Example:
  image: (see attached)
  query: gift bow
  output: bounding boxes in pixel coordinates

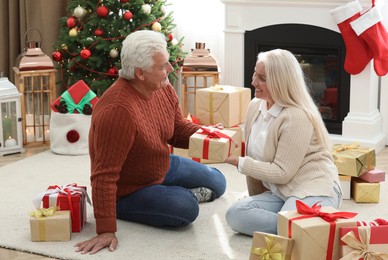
[60,89,96,114]
[251,236,288,260]
[29,207,58,219]
[197,127,234,160]
[340,227,388,260]
[333,143,360,153]
[288,200,357,260]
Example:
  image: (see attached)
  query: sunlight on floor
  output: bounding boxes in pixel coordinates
[213,213,235,259]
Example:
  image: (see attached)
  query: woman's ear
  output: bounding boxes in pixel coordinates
[135,68,145,80]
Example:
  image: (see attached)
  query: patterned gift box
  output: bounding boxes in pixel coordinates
[340,225,388,259]
[188,126,237,162]
[278,200,357,260]
[30,209,71,242]
[33,184,91,232]
[249,231,294,260]
[51,80,98,114]
[351,178,380,203]
[358,168,385,183]
[339,175,351,200]
[195,85,251,127]
[332,144,375,177]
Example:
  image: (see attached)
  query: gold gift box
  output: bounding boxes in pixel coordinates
[249,231,294,260]
[351,178,380,203]
[195,85,251,127]
[30,210,71,242]
[188,127,237,162]
[332,144,375,177]
[278,206,357,260]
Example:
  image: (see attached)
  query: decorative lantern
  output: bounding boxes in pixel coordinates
[13,28,56,145]
[0,75,24,156]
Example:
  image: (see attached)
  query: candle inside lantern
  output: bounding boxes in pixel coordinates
[4,136,17,147]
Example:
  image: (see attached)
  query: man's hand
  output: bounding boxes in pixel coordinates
[74,232,118,255]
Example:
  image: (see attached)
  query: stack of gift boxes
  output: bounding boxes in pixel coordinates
[249,200,388,259]
[29,184,90,241]
[332,143,385,203]
[171,85,251,163]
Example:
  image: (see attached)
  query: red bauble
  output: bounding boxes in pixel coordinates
[120,0,130,2]
[168,33,174,42]
[94,28,103,36]
[97,6,109,18]
[52,51,63,62]
[80,49,91,60]
[67,17,77,28]
[123,11,132,20]
[108,67,118,76]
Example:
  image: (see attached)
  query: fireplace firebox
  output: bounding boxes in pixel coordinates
[244,24,350,134]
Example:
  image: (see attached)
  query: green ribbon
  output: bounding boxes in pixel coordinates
[251,236,288,260]
[60,89,96,114]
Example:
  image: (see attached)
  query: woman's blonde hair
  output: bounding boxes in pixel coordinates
[257,49,332,150]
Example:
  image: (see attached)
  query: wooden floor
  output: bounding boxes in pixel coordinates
[0,144,387,259]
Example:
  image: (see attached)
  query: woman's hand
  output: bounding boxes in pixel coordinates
[225,155,239,167]
[74,232,118,255]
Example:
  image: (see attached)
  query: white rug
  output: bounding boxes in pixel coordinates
[0,150,386,260]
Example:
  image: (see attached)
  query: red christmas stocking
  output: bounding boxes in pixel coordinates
[351,5,388,76]
[330,0,373,75]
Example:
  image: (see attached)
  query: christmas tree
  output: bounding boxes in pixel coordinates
[52,0,184,96]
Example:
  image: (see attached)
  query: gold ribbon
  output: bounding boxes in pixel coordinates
[340,227,388,260]
[251,235,288,260]
[332,143,360,153]
[29,206,58,219]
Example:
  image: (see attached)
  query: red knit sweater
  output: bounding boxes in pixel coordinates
[89,77,200,234]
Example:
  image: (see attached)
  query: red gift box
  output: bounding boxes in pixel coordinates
[40,184,90,232]
[340,225,388,259]
[51,80,98,114]
[358,168,385,183]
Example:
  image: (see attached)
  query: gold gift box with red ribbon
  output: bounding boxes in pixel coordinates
[30,209,71,242]
[188,126,238,162]
[195,85,251,127]
[340,225,388,259]
[332,143,376,177]
[249,231,294,260]
[277,200,357,260]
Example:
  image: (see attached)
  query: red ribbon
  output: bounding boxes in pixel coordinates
[288,200,357,260]
[196,127,233,160]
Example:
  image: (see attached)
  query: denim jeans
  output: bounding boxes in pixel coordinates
[116,154,226,227]
[226,183,342,236]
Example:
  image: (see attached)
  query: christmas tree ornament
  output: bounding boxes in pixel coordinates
[120,0,130,2]
[69,28,78,37]
[171,38,178,46]
[67,17,77,29]
[97,5,109,18]
[109,49,119,58]
[160,5,167,14]
[167,32,174,42]
[142,4,151,15]
[61,43,68,50]
[350,4,388,76]
[330,0,373,75]
[107,67,118,76]
[94,28,103,36]
[73,5,86,18]
[52,51,63,62]
[123,11,133,20]
[152,22,162,32]
[86,37,94,42]
[80,49,91,60]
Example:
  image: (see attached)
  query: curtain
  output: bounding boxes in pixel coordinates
[0,0,67,90]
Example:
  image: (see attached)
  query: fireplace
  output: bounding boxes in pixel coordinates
[244,23,350,134]
[221,0,386,151]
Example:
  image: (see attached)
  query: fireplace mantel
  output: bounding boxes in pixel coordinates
[221,0,386,152]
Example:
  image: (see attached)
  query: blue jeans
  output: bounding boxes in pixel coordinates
[116,154,226,227]
[226,183,342,236]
